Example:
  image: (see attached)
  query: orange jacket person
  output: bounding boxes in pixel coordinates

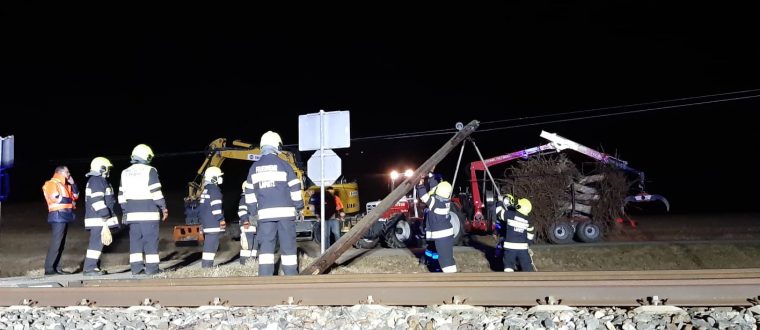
[42,165,79,275]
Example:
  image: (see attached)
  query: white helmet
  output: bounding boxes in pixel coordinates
[260,131,283,149]
[204,166,224,184]
[90,157,113,177]
[131,144,154,163]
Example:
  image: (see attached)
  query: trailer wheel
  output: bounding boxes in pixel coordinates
[576,222,603,243]
[384,214,409,248]
[548,221,575,244]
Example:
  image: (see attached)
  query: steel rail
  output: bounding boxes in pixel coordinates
[1,270,759,307]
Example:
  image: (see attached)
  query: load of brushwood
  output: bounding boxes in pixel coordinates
[496,154,632,242]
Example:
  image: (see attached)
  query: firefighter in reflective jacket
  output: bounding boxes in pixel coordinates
[42,165,79,275]
[118,144,168,275]
[245,131,304,276]
[238,181,257,265]
[198,166,225,268]
[416,179,457,273]
[83,157,119,276]
[498,197,535,272]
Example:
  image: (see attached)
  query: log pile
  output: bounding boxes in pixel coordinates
[496,154,631,242]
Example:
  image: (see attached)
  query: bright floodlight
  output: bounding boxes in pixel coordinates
[404,169,413,178]
[390,170,399,180]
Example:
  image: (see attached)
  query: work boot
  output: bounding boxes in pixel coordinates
[84,268,107,276]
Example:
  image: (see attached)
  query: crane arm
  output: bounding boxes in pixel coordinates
[469,143,557,218]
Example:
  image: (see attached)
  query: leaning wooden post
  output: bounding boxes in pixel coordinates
[300,120,480,275]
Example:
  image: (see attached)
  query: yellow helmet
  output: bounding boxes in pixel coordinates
[131,144,154,163]
[503,194,515,207]
[517,198,532,215]
[260,131,283,149]
[434,181,453,199]
[204,166,223,184]
[90,157,113,176]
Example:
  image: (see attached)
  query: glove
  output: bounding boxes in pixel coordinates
[100,226,113,246]
[162,208,169,221]
[240,229,249,250]
[219,220,226,230]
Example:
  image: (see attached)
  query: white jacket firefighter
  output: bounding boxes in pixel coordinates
[118,163,166,221]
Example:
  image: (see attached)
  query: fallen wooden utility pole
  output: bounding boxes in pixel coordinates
[301,120,480,275]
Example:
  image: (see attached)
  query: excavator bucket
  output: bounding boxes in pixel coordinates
[622,193,671,212]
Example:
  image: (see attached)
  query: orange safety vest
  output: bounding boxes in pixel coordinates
[334,195,344,211]
[42,174,78,212]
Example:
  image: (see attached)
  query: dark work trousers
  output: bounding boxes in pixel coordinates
[44,222,69,273]
[504,249,535,272]
[129,221,160,274]
[257,220,298,276]
[434,235,457,273]
[84,226,105,272]
[239,228,258,264]
[202,232,221,268]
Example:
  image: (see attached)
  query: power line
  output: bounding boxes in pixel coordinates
[344,91,760,141]
[476,93,760,133]
[480,88,760,125]
[53,89,760,162]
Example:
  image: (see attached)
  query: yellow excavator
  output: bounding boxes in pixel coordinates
[173,138,361,244]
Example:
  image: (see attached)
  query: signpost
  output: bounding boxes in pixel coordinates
[299,110,350,254]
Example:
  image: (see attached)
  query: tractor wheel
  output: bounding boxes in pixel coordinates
[384,214,410,248]
[353,237,380,249]
[576,222,603,243]
[312,221,322,244]
[450,203,466,246]
[547,221,575,244]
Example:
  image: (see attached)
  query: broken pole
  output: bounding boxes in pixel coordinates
[300,120,480,275]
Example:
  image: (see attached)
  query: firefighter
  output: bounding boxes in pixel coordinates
[419,172,439,269]
[493,194,515,258]
[198,166,226,268]
[416,179,457,273]
[238,181,257,265]
[42,165,79,275]
[118,144,168,275]
[245,131,304,276]
[83,157,119,276]
[501,197,535,272]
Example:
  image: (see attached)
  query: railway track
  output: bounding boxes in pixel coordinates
[1,269,759,308]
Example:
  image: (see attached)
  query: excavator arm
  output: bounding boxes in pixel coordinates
[185,138,305,211]
[539,130,670,212]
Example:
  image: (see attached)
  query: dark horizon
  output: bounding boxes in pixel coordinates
[2,6,759,213]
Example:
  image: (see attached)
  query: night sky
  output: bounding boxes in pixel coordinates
[2,5,759,213]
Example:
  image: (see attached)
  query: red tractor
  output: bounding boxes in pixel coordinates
[353,191,467,249]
